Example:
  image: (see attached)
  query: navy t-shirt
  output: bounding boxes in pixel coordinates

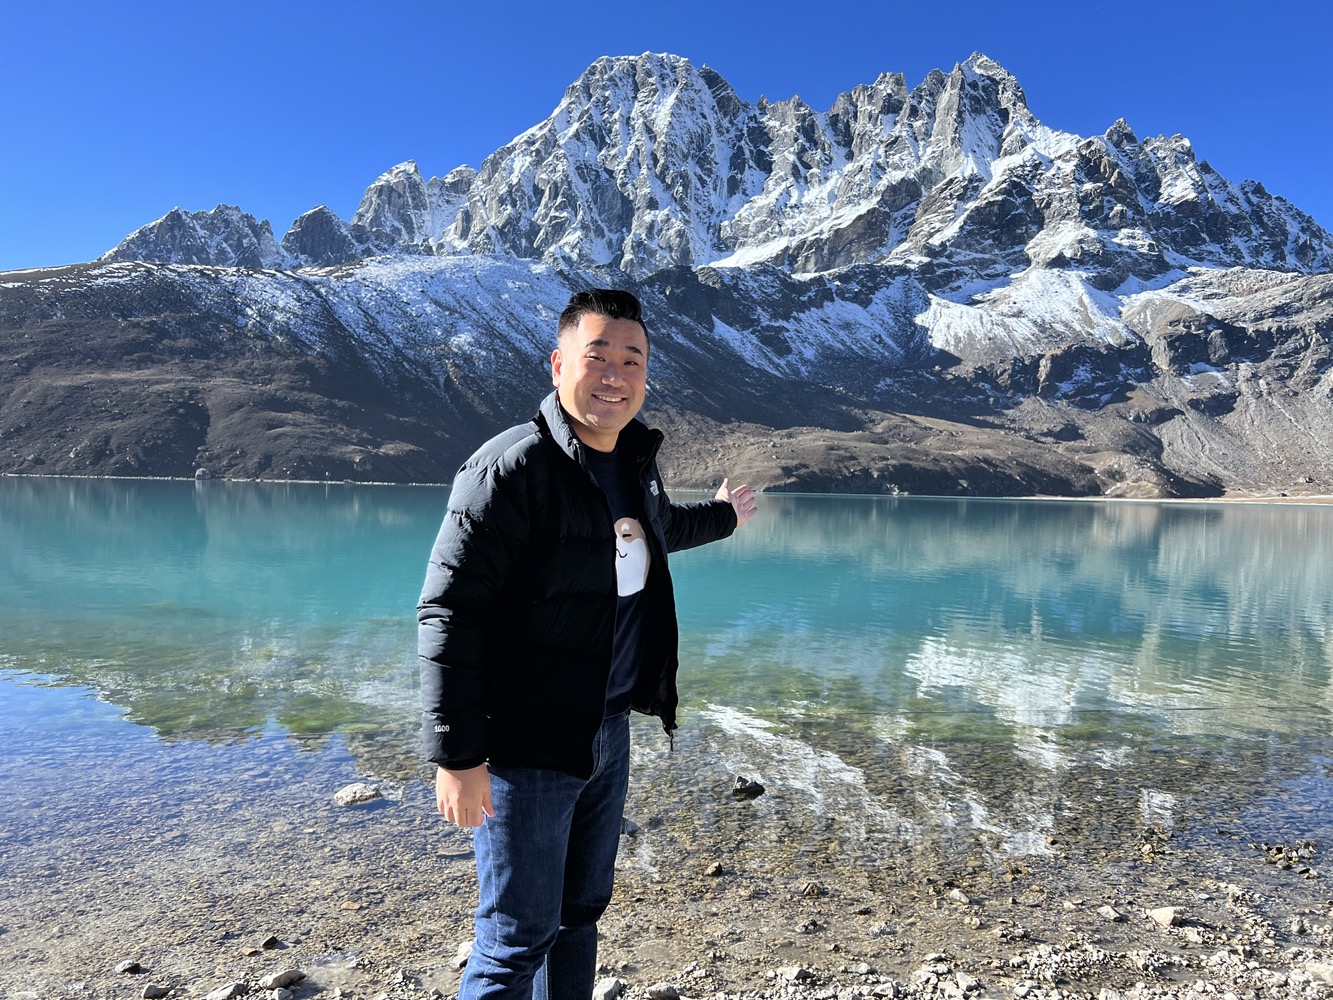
[584,445,650,717]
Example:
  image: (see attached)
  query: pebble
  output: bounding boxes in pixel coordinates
[203,983,247,1000]
[332,782,382,806]
[116,960,145,974]
[1148,905,1181,927]
[1098,904,1127,922]
[646,983,680,999]
[142,987,172,1000]
[593,978,626,1000]
[452,940,473,969]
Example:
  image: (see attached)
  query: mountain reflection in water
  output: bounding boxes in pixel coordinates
[2,478,1331,865]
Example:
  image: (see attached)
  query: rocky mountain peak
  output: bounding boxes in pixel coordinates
[349,161,433,255]
[100,204,287,269]
[281,205,356,268]
[448,50,753,276]
[1104,118,1140,149]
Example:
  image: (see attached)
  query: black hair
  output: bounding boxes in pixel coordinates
[557,288,649,344]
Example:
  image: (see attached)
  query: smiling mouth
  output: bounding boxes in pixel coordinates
[592,393,627,403]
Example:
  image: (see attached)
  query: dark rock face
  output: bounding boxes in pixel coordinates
[14,54,1333,498]
[282,206,358,267]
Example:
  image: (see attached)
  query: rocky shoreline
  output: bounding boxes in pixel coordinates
[3,765,1332,1000]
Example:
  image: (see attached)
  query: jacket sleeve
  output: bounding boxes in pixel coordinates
[417,457,530,768]
[653,478,738,554]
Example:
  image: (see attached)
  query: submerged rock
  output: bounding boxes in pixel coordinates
[731,776,765,800]
[332,782,382,806]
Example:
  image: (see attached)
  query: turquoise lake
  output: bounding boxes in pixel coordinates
[2,476,1332,876]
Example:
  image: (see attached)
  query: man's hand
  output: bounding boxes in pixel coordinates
[436,764,494,827]
[716,478,758,528]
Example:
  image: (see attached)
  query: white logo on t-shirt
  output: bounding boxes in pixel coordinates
[614,518,650,597]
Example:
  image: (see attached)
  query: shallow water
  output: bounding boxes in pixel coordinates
[2,478,1332,880]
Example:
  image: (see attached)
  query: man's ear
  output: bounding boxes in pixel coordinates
[550,347,563,387]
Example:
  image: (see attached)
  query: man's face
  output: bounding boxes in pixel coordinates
[551,313,649,452]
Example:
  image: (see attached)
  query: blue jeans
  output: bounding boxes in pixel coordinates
[459,712,631,1000]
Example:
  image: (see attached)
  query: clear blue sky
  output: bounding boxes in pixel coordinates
[3,0,1330,273]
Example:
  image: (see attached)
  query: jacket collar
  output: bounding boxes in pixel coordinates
[537,390,660,467]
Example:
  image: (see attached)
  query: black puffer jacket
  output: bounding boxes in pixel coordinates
[418,391,737,779]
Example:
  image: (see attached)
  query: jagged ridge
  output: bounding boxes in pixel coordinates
[101,52,1333,286]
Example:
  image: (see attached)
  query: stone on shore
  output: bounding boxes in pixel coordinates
[451,940,473,970]
[593,978,626,1000]
[203,983,247,1000]
[256,969,304,990]
[1147,905,1182,927]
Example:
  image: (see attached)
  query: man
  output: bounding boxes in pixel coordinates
[418,288,757,1000]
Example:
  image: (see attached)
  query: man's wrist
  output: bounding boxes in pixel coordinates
[441,757,487,772]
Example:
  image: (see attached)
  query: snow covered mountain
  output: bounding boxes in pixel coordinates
[5,52,1331,497]
[103,53,1333,288]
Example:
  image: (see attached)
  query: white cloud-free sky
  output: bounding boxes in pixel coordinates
[2,0,1329,272]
